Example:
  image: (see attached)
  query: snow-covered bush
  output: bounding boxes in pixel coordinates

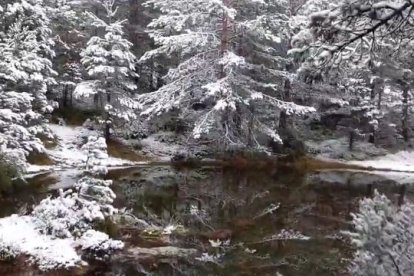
[0,182,123,270]
[81,136,109,175]
[345,190,414,275]
[0,154,19,190]
[0,215,81,270]
[75,177,117,216]
[78,229,124,258]
[32,188,110,238]
[0,91,52,172]
[0,134,123,270]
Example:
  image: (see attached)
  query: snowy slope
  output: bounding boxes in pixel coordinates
[27,124,137,174]
[349,151,414,173]
[338,151,414,184]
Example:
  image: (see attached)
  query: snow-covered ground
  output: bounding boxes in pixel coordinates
[343,151,414,183]
[0,199,123,270]
[307,138,414,183]
[348,151,414,173]
[48,124,135,168]
[138,131,210,161]
[0,215,81,270]
[306,138,387,161]
[27,124,142,176]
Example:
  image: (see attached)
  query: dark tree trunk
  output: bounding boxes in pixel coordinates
[398,184,406,207]
[349,129,355,151]
[402,84,409,142]
[279,79,291,131]
[104,93,111,141]
[284,79,291,101]
[279,111,287,130]
[368,130,376,144]
[62,84,68,108]
[247,106,254,147]
[377,86,383,110]
[366,183,373,197]
[219,0,229,78]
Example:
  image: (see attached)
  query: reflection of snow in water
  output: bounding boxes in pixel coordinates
[349,151,414,173]
[344,151,414,184]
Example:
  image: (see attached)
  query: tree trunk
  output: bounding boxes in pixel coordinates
[247,106,254,147]
[279,111,287,130]
[104,93,111,141]
[402,84,409,142]
[219,0,230,78]
[62,84,69,108]
[368,130,376,144]
[398,184,406,207]
[69,86,73,108]
[349,129,355,151]
[377,85,383,110]
[284,79,291,101]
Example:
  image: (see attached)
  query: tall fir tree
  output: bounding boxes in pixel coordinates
[139,0,314,149]
[0,0,56,170]
[0,0,57,112]
[79,0,138,139]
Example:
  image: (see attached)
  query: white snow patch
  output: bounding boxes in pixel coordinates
[306,138,387,160]
[0,182,124,270]
[270,229,310,241]
[26,165,53,175]
[73,81,98,99]
[77,230,124,252]
[47,124,134,169]
[349,151,414,173]
[0,215,81,271]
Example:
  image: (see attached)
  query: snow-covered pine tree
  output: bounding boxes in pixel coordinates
[0,0,55,170]
[139,0,315,149]
[43,0,86,108]
[290,0,414,145]
[0,0,57,113]
[79,0,138,140]
[0,91,47,172]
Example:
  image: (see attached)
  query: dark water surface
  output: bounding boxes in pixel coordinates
[1,165,412,275]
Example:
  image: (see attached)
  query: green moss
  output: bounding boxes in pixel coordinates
[107,139,150,162]
[26,151,55,166]
[36,133,58,149]
[0,156,19,192]
[95,218,120,239]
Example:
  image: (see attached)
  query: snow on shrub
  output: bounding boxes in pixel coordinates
[82,136,109,175]
[0,215,81,271]
[78,229,124,257]
[0,136,123,270]
[345,190,414,275]
[0,91,52,173]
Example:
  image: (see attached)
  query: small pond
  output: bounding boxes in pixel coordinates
[1,165,412,275]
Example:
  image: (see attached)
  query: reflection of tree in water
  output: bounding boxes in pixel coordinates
[112,166,414,275]
[111,166,355,275]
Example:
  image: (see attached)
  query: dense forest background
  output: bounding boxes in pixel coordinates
[2,0,414,171]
